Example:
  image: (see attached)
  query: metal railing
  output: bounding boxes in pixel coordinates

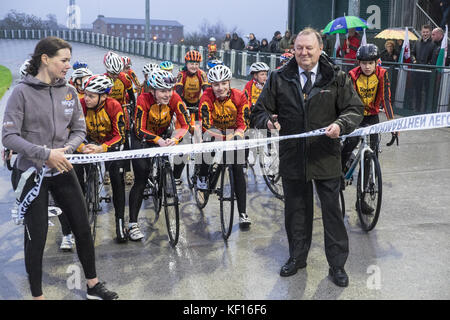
[1,28,448,115]
[0,28,283,79]
[414,2,439,32]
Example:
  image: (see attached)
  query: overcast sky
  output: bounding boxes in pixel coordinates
[0,0,289,41]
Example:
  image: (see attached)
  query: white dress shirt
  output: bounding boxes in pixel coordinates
[298,63,319,90]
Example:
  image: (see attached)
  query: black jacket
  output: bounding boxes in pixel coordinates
[251,54,364,181]
[269,37,282,53]
[431,38,450,66]
[230,35,245,50]
[246,38,260,52]
[412,38,437,64]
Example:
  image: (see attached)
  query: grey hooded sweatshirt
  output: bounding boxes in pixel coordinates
[2,74,86,172]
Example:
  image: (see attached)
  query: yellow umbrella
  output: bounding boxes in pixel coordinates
[375,28,418,41]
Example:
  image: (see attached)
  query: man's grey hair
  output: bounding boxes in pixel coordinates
[296,27,323,47]
[433,27,444,35]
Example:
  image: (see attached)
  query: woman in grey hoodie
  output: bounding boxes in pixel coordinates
[2,37,118,300]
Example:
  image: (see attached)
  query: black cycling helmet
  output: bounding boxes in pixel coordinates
[356,44,380,61]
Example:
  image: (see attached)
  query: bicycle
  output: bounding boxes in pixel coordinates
[83,162,111,243]
[191,150,236,241]
[141,136,180,247]
[341,134,382,231]
[256,130,284,200]
[184,105,201,190]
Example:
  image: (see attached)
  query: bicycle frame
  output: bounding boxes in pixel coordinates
[343,135,373,189]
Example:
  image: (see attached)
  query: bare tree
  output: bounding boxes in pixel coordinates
[2,10,59,30]
[183,19,242,47]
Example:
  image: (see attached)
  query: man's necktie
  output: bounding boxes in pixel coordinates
[302,71,313,99]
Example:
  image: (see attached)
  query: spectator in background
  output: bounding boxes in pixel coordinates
[411,25,436,113]
[280,30,293,52]
[341,28,361,61]
[230,32,245,51]
[411,24,436,64]
[269,31,283,53]
[321,30,333,57]
[245,33,260,52]
[440,0,450,29]
[222,33,232,51]
[431,27,450,65]
[260,38,270,53]
[395,39,404,56]
[380,40,398,62]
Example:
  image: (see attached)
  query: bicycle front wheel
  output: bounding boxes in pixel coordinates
[219,165,235,240]
[162,162,180,247]
[356,151,382,231]
[85,165,99,243]
[258,142,284,200]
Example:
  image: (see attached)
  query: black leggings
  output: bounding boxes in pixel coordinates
[11,168,97,297]
[74,161,125,220]
[129,134,156,223]
[198,148,247,214]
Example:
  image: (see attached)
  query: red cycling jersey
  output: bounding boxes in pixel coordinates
[78,97,126,152]
[198,87,249,139]
[134,91,190,144]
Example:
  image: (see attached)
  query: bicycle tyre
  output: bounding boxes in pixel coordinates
[186,154,196,190]
[162,162,180,247]
[85,164,99,243]
[356,151,382,231]
[258,143,284,200]
[193,166,210,209]
[149,158,162,224]
[219,165,235,240]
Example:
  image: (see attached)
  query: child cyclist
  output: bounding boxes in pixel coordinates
[69,67,93,100]
[160,60,174,74]
[140,62,161,95]
[172,50,210,188]
[103,51,135,185]
[197,65,251,228]
[244,62,270,111]
[76,74,128,243]
[128,69,190,240]
[341,44,398,211]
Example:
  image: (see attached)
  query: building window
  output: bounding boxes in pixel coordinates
[111,25,115,29]
[127,25,130,29]
[155,26,159,31]
[134,33,138,38]
[169,34,172,39]
[127,33,130,38]
[134,25,138,30]
[141,26,144,30]
[162,26,166,31]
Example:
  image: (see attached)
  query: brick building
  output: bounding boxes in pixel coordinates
[92,15,183,43]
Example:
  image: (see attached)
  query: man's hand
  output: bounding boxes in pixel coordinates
[267,115,281,131]
[325,123,340,139]
[46,146,72,173]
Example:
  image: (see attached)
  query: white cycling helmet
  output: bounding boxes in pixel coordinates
[70,67,93,82]
[20,59,31,79]
[209,37,216,42]
[249,62,270,74]
[82,74,113,94]
[207,65,232,83]
[142,62,160,76]
[103,51,123,74]
[148,69,176,90]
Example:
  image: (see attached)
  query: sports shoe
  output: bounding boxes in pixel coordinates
[115,218,128,243]
[125,171,134,185]
[86,282,119,300]
[48,206,62,217]
[103,171,110,185]
[239,213,251,228]
[196,176,208,190]
[128,223,144,241]
[60,234,75,252]
[174,178,183,192]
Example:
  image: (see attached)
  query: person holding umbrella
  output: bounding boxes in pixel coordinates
[323,16,368,63]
